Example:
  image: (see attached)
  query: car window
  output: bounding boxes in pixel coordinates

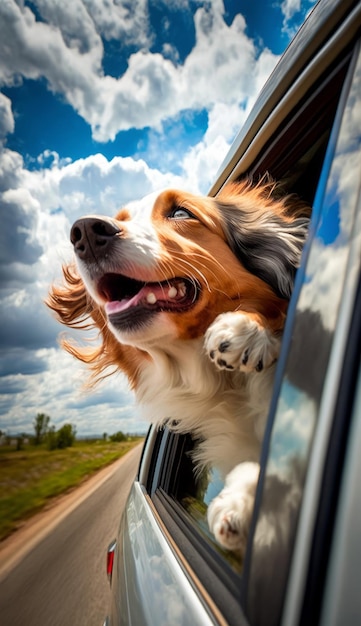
[150,42,354,547]
[142,32,360,626]
[245,41,361,626]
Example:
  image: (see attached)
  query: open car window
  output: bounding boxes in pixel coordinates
[139,27,361,626]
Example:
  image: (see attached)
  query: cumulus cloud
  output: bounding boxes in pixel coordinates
[297,57,361,331]
[84,0,151,45]
[19,151,187,218]
[0,188,43,267]
[281,0,303,22]
[280,0,315,37]
[0,146,24,191]
[268,384,316,476]
[0,93,14,139]
[0,290,60,349]
[0,347,145,436]
[0,0,278,142]
[0,348,49,377]
[32,0,151,51]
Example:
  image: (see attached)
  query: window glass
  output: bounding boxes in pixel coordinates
[162,433,243,571]
[246,43,361,626]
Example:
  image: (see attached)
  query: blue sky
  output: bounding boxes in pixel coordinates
[2,1,294,168]
[0,0,316,437]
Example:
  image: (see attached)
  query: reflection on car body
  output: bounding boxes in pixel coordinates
[105,1,361,624]
[248,47,361,625]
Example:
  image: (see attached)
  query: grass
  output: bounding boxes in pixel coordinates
[0,438,143,541]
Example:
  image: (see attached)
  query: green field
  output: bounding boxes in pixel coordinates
[0,438,143,541]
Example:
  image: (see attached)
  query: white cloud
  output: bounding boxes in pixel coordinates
[280,0,316,38]
[180,45,278,193]
[83,0,150,45]
[181,103,243,193]
[0,0,279,142]
[0,347,146,436]
[0,147,24,190]
[298,148,361,331]
[281,0,302,22]
[297,49,361,329]
[268,385,316,475]
[33,0,104,54]
[0,93,14,138]
[22,151,185,218]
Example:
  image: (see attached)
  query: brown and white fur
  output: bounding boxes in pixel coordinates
[47,179,310,554]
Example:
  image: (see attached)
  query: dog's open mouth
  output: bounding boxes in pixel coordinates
[98,273,199,316]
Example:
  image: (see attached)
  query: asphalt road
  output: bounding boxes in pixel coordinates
[0,443,143,626]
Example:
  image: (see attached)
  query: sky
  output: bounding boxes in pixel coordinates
[0,0,317,438]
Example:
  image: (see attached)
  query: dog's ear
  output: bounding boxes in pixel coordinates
[47,265,110,380]
[216,188,310,299]
[46,263,91,327]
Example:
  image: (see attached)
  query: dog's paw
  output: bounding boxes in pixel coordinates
[204,311,280,373]
[207,462,260,552]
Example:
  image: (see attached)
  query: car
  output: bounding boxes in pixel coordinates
[104,0,361,624]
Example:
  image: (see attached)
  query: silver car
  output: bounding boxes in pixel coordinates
[105,0,361,624]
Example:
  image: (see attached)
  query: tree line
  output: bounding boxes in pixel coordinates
[34,413,77,450]
[1,413,131,451]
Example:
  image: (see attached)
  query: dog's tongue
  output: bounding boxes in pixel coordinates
[105,280,187,315]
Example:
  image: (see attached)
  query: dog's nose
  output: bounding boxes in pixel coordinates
[70,217,121,261]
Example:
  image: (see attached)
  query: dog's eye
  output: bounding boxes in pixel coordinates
[169,207,195,220]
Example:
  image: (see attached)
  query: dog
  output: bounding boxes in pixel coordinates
[47,179,310,554]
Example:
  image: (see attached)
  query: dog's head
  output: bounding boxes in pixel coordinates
[47,180,310,378]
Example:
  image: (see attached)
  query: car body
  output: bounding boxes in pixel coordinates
[105,0,361,624]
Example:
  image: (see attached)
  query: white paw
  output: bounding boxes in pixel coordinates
[204,311,280,373]
[207,462,260,552]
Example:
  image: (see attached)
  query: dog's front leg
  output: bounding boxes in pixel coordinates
[207,462,260,553]
[204,311,281,373]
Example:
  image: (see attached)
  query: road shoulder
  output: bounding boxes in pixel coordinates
[0,445,142,582]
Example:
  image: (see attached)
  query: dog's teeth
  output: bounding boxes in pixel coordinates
[168,286,178,299]
[178,282,187,297]
[146,292,157,304]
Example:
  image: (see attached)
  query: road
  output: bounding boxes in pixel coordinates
[0,443,143,626]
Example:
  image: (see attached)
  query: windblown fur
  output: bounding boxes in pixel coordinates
[47,179,310,551]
